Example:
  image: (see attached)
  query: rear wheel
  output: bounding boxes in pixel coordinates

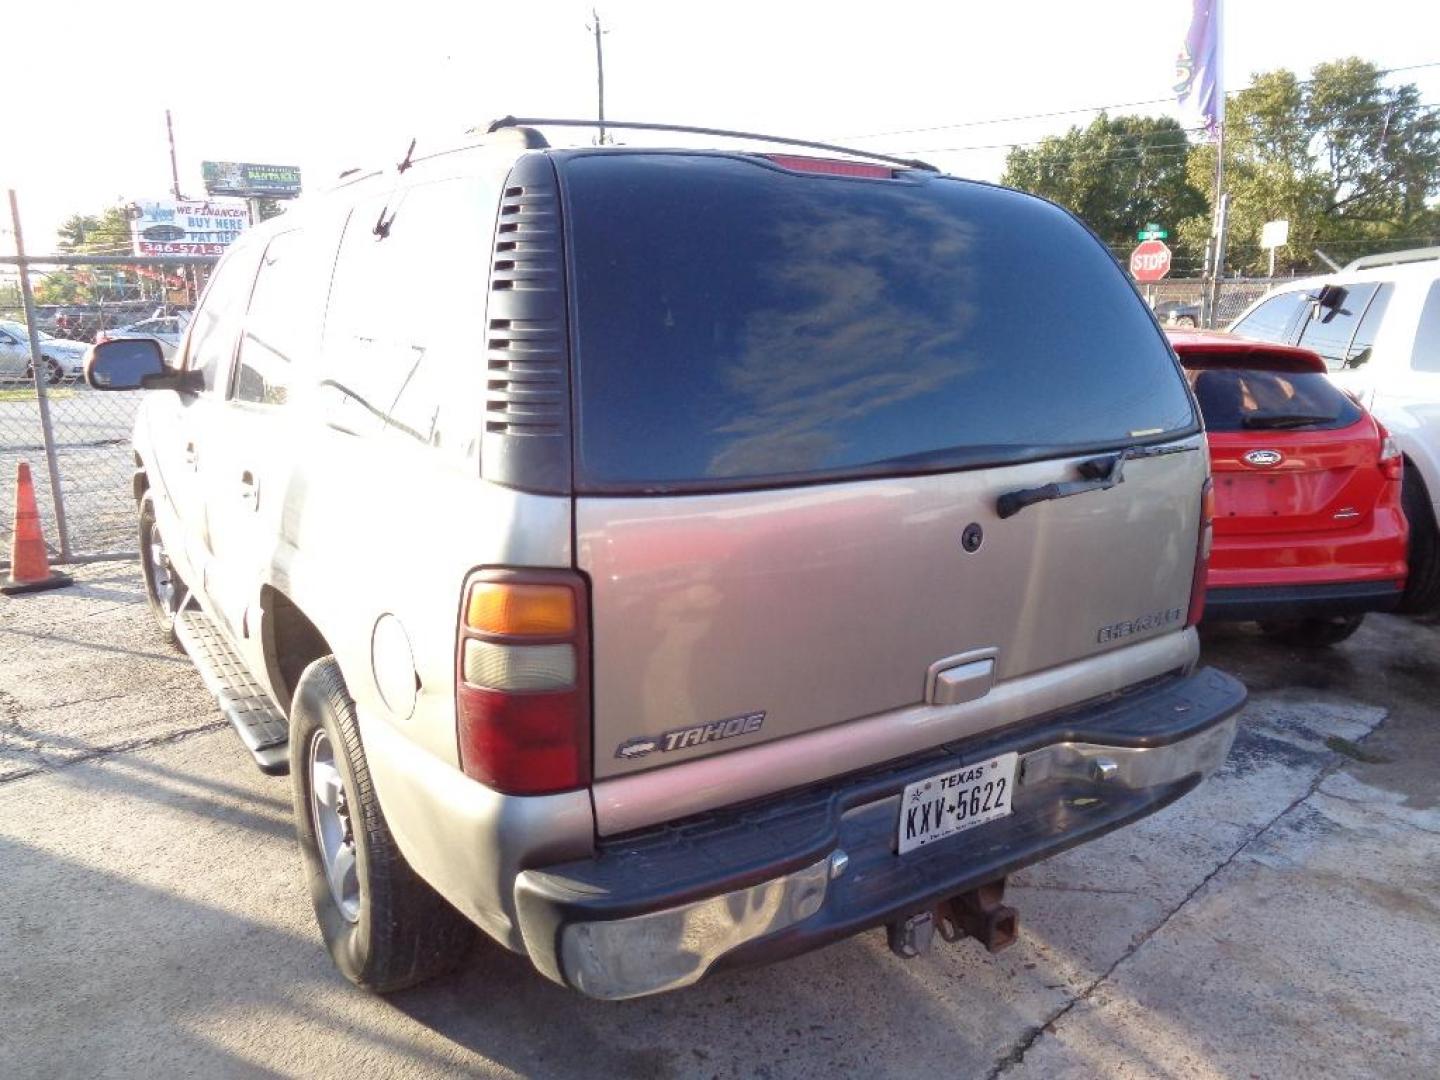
[1397,465,1440,614]
[1174,314,1198,328]
[138,491,184,651]
[291,657,473,992]
[1260,614,1365,648]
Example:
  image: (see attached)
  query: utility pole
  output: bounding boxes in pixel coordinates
[588,10,609,144]
[166,109,183,200]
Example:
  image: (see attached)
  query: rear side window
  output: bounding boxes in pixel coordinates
[1297,283,1380,371]
[319,177,495,454]
[1412,281,1440,373]
[1185,365,1363,433]
[564,155,1195,490]
[1230,290,1308,344]
[1344,283,1392,370]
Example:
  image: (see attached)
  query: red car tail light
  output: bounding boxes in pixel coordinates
[1187,478,1215,627]
[455,569,590,795]
[1378,425,1404,482]
[762,154,896,179]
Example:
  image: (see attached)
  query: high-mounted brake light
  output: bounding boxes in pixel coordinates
[1187,478,1215,628]
[1378,425,1404,482]
[763,154,895,179]
[456,570,590,795]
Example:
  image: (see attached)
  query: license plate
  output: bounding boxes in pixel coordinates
[897,752,1018,855]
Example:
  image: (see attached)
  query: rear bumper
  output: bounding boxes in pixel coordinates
[514,666,1246,999]
[1203,580,1403,622]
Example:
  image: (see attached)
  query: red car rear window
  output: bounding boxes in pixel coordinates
[1184,367,1363,433]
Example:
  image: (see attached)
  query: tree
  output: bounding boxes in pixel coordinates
[56,207,133,255]
[1002,114,1208,271]
[47,205,143,306]
[1179,59,1440,275]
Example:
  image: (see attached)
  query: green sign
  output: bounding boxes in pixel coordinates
[202,161,303,199]
[1138,227,1169,240]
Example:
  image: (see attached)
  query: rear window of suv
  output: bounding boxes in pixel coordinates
[562,154,1196,491]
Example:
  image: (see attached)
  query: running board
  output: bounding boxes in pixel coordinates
[175,608,290,775]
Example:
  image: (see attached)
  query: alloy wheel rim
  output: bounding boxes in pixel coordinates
[309,730,361,922]
[148,522,177,614]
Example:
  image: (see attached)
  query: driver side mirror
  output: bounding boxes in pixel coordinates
[85,338,202,393]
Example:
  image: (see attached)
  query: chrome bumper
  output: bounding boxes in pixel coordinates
[517,681,1242,1000]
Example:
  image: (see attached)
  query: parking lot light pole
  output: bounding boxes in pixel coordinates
[6,189,71,560]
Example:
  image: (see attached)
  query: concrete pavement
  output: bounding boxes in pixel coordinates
[2,563,1437,1078]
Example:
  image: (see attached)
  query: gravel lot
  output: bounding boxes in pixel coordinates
[2,562,1437,1079]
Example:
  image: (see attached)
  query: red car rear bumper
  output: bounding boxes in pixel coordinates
[1204,507,1408,621]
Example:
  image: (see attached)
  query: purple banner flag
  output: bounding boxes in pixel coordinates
[1175,0,1224,134]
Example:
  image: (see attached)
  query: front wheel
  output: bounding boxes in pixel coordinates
[1260,614,1365,648]
[138,491,184,650]
[1174,314,1198,328]
[290,657,473,992]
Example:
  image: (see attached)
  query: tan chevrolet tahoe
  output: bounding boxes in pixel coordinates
[86,118,1245,1000]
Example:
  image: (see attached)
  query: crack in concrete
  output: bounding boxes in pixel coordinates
[986,748,1363,1079]
[1016,883,1145,897]
[0,719,228,788]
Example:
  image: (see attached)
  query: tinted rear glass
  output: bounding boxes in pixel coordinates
[563,154,1195,490]
[1184,365,1363,433]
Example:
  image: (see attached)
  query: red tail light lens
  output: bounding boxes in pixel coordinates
[1378,425,1404,481]
[1187,478,1215,628]
[455,569,590,795]
[762,154,895,178]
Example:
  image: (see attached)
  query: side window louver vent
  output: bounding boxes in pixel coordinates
[482,156,572,494]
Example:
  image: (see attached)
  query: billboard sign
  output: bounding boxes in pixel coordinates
[130,200,248,256]
[202,161,303,198]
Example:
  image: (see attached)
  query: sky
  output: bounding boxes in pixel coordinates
[3,0,1438,254]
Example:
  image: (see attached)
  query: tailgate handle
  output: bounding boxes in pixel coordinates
[928,656,996,706]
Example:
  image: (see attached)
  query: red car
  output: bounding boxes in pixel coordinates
[1169,330,1408,646]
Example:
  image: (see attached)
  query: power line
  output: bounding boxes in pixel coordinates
[840,59,1440,142]
[901,97,1438,157]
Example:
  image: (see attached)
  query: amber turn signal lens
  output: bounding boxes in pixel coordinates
[466,582,576,637]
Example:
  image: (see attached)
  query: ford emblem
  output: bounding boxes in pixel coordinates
[1243,449,1284,468]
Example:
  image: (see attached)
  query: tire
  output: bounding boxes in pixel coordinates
[27,357,64,386]
[1396,464,1440,614]
[1174,315,1198,328]
[290,656,473,992]
[1260,614,1365,648]
[138,491,184,651]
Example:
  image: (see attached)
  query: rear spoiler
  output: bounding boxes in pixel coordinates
[1167,333,1327,374]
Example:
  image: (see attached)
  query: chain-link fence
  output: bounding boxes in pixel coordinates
[1139,276,1292,330]
[1,252,215,567]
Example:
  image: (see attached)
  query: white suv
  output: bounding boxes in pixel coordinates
[1229,251,1440,612]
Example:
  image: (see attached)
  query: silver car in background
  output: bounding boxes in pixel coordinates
[0,319,90,383]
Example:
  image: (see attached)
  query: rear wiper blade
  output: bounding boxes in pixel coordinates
[1241,413,1335,429]
[994,442,1196,519]
[996,452,1125,520]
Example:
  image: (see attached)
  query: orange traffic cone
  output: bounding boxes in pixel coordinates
[2,461,72,596]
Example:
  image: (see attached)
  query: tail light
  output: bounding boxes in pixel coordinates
[455,569,590,795]
[1378,425,1404,481]
[762,154,896,179]
[1186,478,1215,628]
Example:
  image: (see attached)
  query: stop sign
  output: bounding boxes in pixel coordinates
[1130,239,1172,282]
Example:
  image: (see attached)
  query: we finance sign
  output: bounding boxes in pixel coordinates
[131,200,248,256]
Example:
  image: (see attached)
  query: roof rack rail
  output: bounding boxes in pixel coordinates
[1343,246,1440,271]
[486,116,939,173]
